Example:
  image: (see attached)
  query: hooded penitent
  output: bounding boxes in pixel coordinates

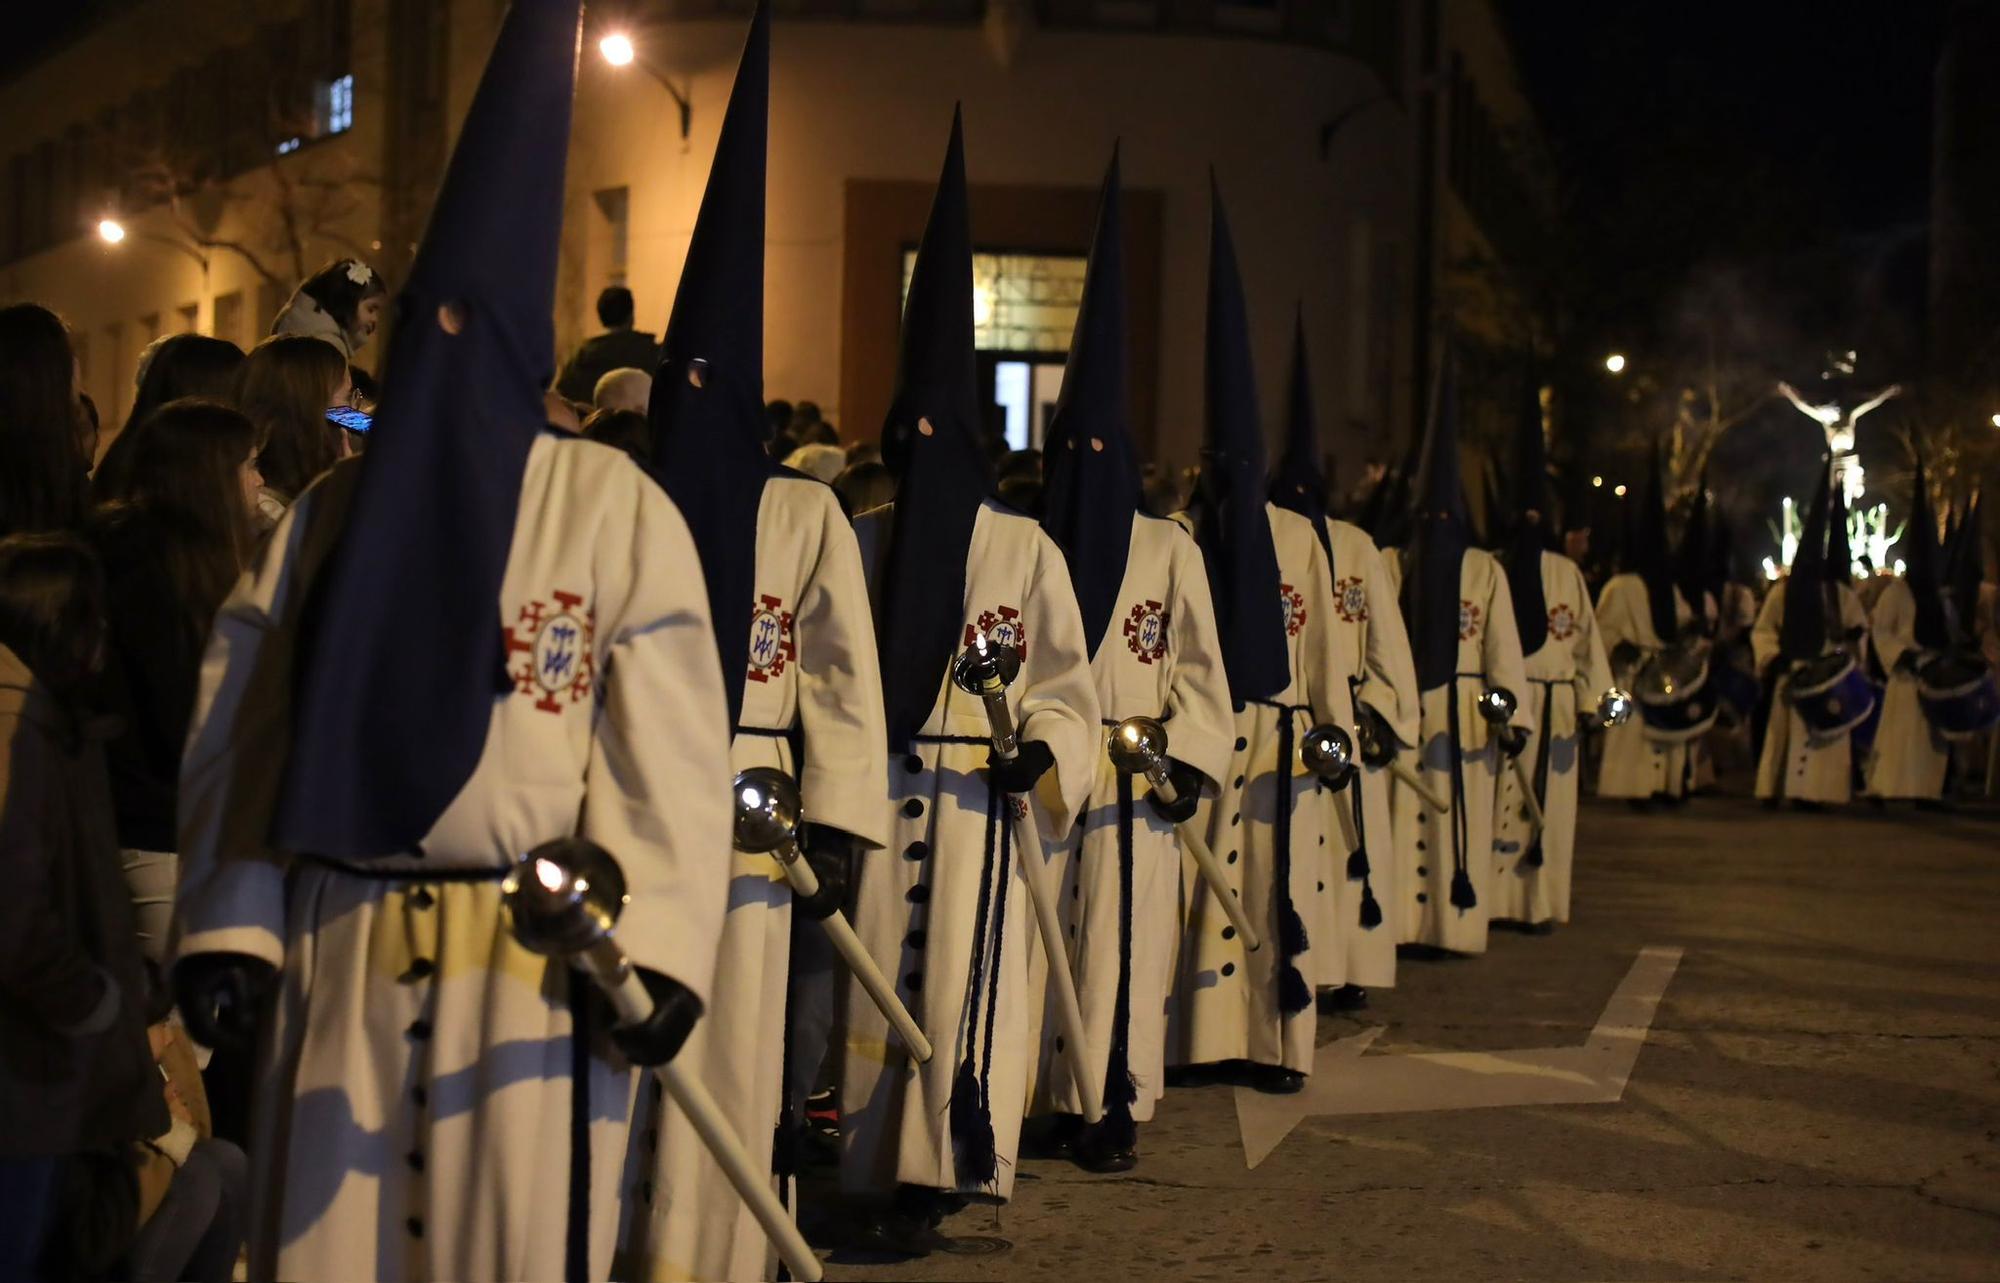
[1947,492,1983,636]
[1269,309,1334,567]
[876,108,994,752]
[1634,440,1680,642]
[1189,177,1289,707]
[1780,458,1834,663]
[1399,352,1471,694]
[1677,468,1712,623]
[1040,148,1139,659]
[271,0,580,857]
[1906,445,1951,650]
[647,0,776,728]
[1505,372,1554,656]
[1826,475,1854,585]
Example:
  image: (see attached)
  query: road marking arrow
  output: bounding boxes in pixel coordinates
[1236,945,1683,1168]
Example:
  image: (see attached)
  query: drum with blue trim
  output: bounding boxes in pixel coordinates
[1634,642,1718,743]
[1788,650,1876,737]
[1917,653,2000,740]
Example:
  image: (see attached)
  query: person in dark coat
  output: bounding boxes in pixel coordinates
[554,285,663,402]
[0,532,168,1279]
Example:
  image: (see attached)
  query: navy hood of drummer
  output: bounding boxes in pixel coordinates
[270,0,582,858]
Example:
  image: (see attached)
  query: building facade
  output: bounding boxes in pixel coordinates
[2,0,1548,480]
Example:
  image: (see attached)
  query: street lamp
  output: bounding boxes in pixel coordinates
[97,218,127,244]
[1604,353,1627,375]
[1990,412,2000,429]
[1591,474,1604,488]
[597,28,691,140]
[1613,484,1628,497]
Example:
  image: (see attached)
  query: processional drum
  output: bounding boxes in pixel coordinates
[1634,641,1719,744]
[1787,649,1876,737]
[1916,652,2000,740]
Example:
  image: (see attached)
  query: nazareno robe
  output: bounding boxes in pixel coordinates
[841,499,1099,1203]
[1491,550,1612,926]
[1594,572,1697,800]
[1752,577,1871,804]
[176,437,735,1282]
[1863,577,1951,801]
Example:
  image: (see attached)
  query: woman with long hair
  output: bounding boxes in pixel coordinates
[95,334,245,495]
[235,334,350,527]
[0,303,89,539]
[269,257,388,359]
[89,398,263,949]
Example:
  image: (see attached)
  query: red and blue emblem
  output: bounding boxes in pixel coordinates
[1280,583,1308,637]
[965,604,1028,661]
[1333,576,1369,623]
[747,593,797,683]
[1546,602,1577,641]
[1458,598,1483,641]
[505,590,596,714]
[1124,599,1170,664]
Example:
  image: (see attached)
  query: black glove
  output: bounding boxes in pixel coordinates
[1146,757,1203,824]
[173,952,276,1052]
[1356,703,1395,768]
[987,739,1055,794]
[796,823,854,921]
[609,968,703,1067]
[1497,724,1529,759]
[1895,649,1924,674]
[1610,640,1643,673]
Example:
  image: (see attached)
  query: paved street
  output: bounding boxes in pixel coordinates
[824,796,2000,1281]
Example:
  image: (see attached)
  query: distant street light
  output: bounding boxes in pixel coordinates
[1591,474,1604,488]
[1604,353,1628,375]
[599,32,635,66]
[1990,412,2000,429]
[97,218,126,244]
[1613,484,1628,497]
[596,28,691,139]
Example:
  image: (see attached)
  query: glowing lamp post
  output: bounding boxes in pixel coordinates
[1604,353,1627,375]
[596,27,691,138]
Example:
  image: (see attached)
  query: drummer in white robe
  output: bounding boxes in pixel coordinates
[172,8,735,1277]
[839,113,1099,1244]
[1491,384,1613,929]
[1595,449,1700,803]
[1023,153,1234,1172]
[1269,315,1418,1005]
[1865,454,1954,803]
[1381,357,1532,957]
[623,12,890,1279]
[1754,461,1871,806]
[1170,184,1355,1094]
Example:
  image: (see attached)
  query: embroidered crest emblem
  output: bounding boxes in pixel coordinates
[1280,583,1308,637]
[505,590,596,714]
[1333,576,1369,623]
[965,604,1028,661]
[746,593,797,683]
[1124,599,1169,664]
[1546,602,1577,640]
[1458,598,1483,641]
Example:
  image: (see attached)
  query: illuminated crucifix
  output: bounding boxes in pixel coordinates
[1777,352,1901,505]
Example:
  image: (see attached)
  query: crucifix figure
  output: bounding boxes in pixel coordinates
[1777,350,1901,505]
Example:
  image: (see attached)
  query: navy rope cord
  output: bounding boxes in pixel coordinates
[1524,679,1561,868]
[1247,698,1313,1014]
[1344,677,1383,930]
[1104,769,1140,1120]
[1445,675,1477,913]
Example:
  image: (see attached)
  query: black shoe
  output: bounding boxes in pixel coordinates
[1246,1063,1306,1095]
[1318,984,1368,1012]
[1761,797,1780,810]
[1518,921,1555,936]
[1790,799,1827,813]
[1626,799,1654,813]
[1915,798,1951,813]
[1021,1112,1084,1160]
[1164,1062,1223,1088]
[848,1210,951,1258]
[1073,1115,1138,1173]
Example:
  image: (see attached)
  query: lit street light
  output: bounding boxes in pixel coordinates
[97,218,126,244]
[599,32,635,66]
[1591,474,1604,488]
[1604,353,1628,375]
[1613,484,1628,497]
[1990,412,2000,429]
[596,28,691,139]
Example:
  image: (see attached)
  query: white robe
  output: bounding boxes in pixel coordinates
[1751,578,1870,803]
[841,500,1100,1203]
[627,476,889,1282]
[1863,578,1950,800]
[1171,505,1354,1074]
[1026,514,1234,1124]
[175,436,735,1283]
[1594,573,1696,800]
[1492,551,1612,926]
[1315,520,1419,989]
[1382,547,1532,955]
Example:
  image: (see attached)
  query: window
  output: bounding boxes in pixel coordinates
[593,187,630,286]
[139,312,161,343]
[321,73,355,136]
[212,291,244,347]
[899,250,1087,353]
[178,303,200,333]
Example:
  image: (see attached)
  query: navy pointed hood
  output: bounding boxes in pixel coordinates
[1041,148,1140,659]
[1269,308,1334,567]
[1948,491,1983,640]
[1190,175,1288,705]
[1905,445,1950,649]
[648,0,776,729]
[1780,458,1833,662]
[877,109,993,749]
[1676,468,1711,619]
[1504,372,1551,655]
[1400,350,1471,691]
[271,0,582,858]
[1635,440,1679,639]
[1826,476,1853,584]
